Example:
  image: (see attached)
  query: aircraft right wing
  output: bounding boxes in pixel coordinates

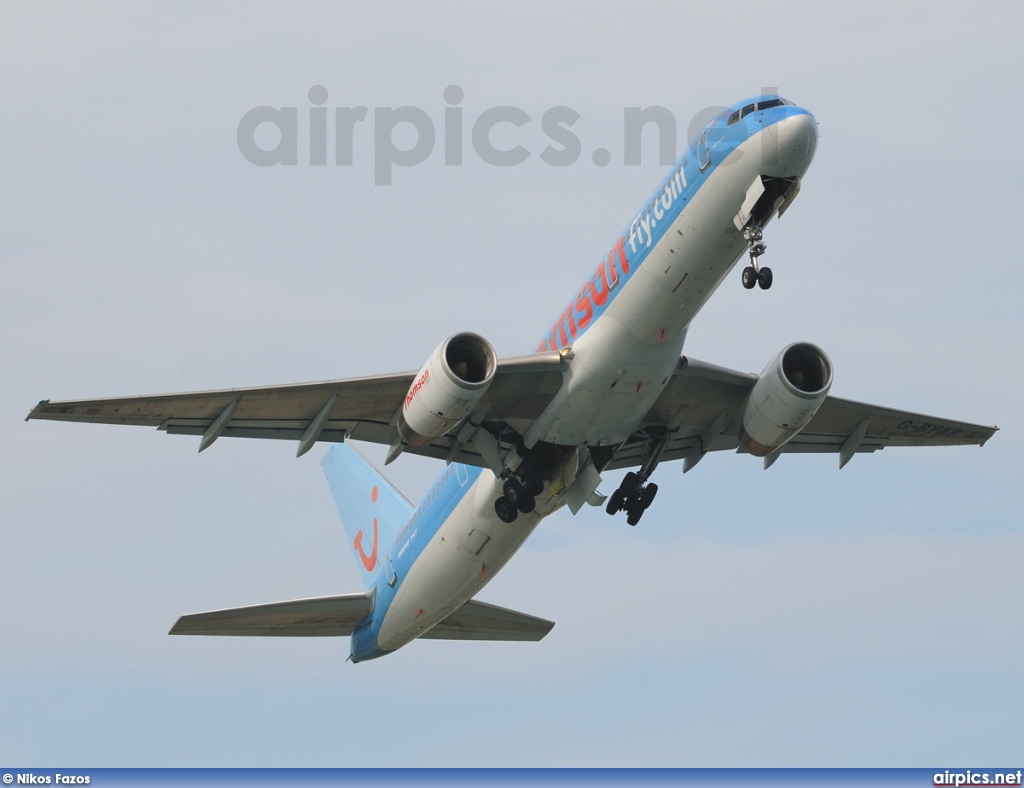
[26,353,567,467]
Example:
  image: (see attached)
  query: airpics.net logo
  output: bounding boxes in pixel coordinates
[934,771,1023,786]
[235,84,778,185]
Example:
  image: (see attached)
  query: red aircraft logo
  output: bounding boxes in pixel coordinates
[354,486,379,572]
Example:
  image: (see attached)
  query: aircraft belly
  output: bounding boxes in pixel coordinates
[376,473,543,651]
[526,135,781,448]
[630,141,769,339]
[373,112,824,655]
[534,319,683,445]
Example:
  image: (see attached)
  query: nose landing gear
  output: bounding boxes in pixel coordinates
[741,226,772,290]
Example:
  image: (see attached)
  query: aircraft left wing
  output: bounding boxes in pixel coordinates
[606,355,997,471]
[26,353,566,466]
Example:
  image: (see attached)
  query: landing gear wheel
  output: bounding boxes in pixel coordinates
[608,472,639,517]
[742,266,758,289]
[494,496,518,523]
[516,491,536,514]
[606,491,626,516]
[521,472,544,496]
[503,479,535,514]
[640,483,659,509]
[626,507,644,526]
[503,479,525,506]
[757,267,773,290]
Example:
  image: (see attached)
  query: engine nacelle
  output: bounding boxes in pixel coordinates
[398,333,497,447]
[740,342,833,457]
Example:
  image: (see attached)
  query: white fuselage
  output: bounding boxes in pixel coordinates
[370,110,818,656]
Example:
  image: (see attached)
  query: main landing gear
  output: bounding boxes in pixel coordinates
[741,226,772,290]
[605,472,659,526]
[605,428,669,526]
[494,469,544,524]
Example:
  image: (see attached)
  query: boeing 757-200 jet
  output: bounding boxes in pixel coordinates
[28,96,996,662]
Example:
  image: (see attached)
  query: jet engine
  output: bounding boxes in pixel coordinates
[398,333,497,447]
[739,342,833,456]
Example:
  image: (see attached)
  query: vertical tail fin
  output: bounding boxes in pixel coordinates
[321,443,413,589]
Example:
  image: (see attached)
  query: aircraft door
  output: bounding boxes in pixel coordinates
[697,128,712,172]
[384,550,398,587]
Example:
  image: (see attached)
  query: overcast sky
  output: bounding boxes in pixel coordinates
[2,0,1022,767]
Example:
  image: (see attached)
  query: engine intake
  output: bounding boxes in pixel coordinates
[398,333,497,447]
[740,342,833,456]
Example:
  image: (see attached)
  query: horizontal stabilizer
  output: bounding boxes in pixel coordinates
[420,599,554,642]
[169,592,372,637]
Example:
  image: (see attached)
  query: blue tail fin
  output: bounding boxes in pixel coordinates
[321,443,413,589]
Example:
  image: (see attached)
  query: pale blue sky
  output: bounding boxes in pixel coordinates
[1,0,1021,766]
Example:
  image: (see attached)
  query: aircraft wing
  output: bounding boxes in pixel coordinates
[606,356,998,471]
[26,353,566,466]
[26,350,995,471]
[169,592,372,637]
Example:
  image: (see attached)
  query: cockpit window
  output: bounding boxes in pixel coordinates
[727,97,794,125]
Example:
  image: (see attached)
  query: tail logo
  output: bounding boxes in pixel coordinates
[353,486,380,572]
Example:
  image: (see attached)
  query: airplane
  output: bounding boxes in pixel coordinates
[27,95,997,662]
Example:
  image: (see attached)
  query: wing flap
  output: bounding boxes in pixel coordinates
[169,592,372,637]
[419,599,554,642]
